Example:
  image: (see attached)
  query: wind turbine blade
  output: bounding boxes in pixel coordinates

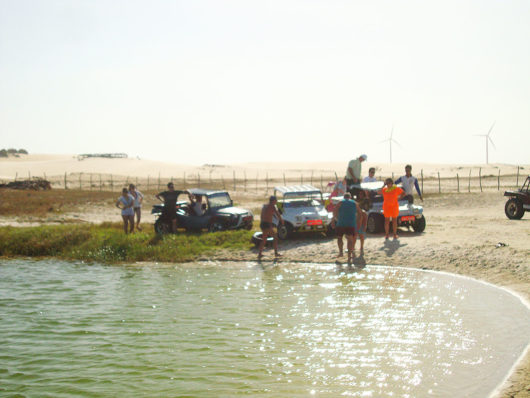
[392,139,403,149]
[390,125,394,139]
[489,136,496,150]
[487,121,496,136]
[378,138,389,144]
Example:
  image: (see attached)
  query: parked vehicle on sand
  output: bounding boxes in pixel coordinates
[504,176,530,220]
[339,181,426,234]
[152,188,253,233]
[273,185,334,239]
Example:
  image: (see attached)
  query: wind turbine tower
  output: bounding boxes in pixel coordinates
[474,122,496,164]
[380,126,402,164]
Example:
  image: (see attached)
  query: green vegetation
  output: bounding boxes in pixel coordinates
[0,223,254,263]
[0,148,28,157]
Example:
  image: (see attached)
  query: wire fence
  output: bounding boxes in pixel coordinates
[5,166,527,196]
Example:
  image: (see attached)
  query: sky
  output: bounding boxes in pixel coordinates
[1,0,529,165]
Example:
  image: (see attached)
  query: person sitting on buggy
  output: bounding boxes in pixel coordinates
[188,192,206,216]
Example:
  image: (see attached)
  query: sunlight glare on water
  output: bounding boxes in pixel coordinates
[0,260,528,397]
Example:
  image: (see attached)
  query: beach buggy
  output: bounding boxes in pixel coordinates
[272,185,334,239]
[327,181,426,234]
[152,188,253,233]
[504,175,530,219]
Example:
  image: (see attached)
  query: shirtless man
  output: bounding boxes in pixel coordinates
[258,196,284,259]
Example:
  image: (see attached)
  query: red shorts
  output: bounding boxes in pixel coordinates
[336,226,356,237]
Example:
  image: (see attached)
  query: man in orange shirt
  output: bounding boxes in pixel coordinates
[380,178,405,239]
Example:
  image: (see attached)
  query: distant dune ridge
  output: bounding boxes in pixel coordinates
[0,154,527,181]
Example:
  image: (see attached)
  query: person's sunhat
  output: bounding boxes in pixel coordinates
[360,154,367,160]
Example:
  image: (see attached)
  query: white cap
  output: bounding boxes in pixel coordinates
[360,154,367,160]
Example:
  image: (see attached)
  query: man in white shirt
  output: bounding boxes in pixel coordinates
[395,165,423,203]
[363,168,377,183]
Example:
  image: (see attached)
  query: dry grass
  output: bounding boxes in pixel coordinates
[0,189,117,217]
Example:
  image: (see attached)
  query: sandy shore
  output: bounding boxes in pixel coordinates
[1,154,529,397]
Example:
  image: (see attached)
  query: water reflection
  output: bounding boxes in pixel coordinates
[0,260,528,397]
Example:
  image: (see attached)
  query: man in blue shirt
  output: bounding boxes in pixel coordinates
[395,164,423,204]
[332,193,362,264]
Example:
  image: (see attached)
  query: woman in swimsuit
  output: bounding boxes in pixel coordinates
[116,188,135,234]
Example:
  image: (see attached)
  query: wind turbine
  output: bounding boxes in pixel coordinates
[474,122,496,164]
[379,125,402,164]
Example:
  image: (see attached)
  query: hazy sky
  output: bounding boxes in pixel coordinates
[1,0,529,165]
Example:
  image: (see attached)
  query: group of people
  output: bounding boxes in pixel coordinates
[117,182,207,234]
[116,184,144,234]
[258,154,424,262]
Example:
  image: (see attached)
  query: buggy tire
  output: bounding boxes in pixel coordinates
[154,218,171,234]
[412,216,426,232]
[208,220,224,232]
[505,198,524,219]
[366,213,384,234]
[277,223,293,240]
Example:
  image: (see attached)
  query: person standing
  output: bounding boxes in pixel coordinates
[395,164,423,204]
[116,188,135,234]
[129,184,144,231]
[258,196,284,259]
[155,182,184,233]
[380,178,405,240]
[345,154,367,186]
[332,193,361,264]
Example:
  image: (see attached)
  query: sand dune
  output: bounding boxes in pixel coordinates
[1,153,527,180]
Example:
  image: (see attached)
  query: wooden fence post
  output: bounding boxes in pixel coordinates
[90,174,93,190]
[222,175,226,189]
[457,173,460,193]
[468,169,471,193]
[147,175,150,191]
[99,174,102,191]
[516,166,520,187]
[300,174,303,185]
[197,173,200,188]
[320,174,323,191]
[233,171,236,191]
[310,171,313,186]
[438,172,441,193]
[15,172,18,182]
[256,173,258,192]
[479,168,483,192]
[421,169,424,195]
[157,173,161,191]
[497,169,500,191]
[79,173,82,190]
[244,171,247,192]
[283,173,286,186]
[266,172,269,193]
[110,175,113,191]
[64,172,68,189]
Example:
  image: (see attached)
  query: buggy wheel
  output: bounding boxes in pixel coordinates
[366,214,384,234]
[154,218,171,234]
[412,216,426,232]
[208,220,224,232]
[505,198,524,219]
[277,223,293,240]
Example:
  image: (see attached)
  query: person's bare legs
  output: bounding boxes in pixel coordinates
[352,232,357,253]
[360,211,367,253]
[384,217,390,239]
[258,229,272,258]
[392,217,398,239]
[134,208,142,231]
[272,230,281,257]
[346,235,354,264]
[337,236,343,257]
[122,215,129,234]
[128,215,134,234]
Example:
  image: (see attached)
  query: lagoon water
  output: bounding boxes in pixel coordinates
[0,260,529,397]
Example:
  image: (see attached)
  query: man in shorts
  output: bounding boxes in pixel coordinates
[258,196,284,259]
[155,182,184,233]
[332,193,361,264]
